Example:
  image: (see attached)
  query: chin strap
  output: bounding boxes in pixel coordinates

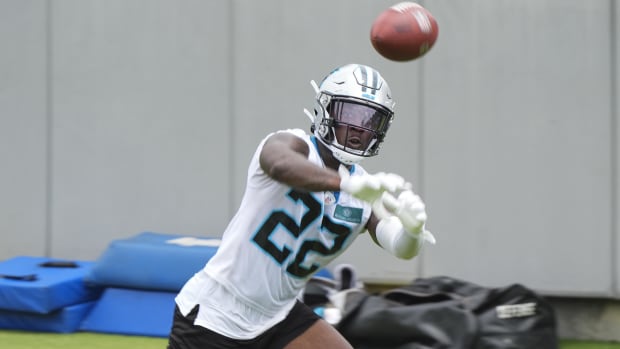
[303,80,321,124]
[310,79,320,93]
[303,108,315,124]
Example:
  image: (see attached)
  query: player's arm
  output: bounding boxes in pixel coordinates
[259,132,341,192]
[260,132,406,200]
[366,191,436,260]
[367,213,423,260]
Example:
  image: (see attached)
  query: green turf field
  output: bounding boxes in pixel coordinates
[561,342,620,349]
[0,331,165,349]
[1,330,619,349]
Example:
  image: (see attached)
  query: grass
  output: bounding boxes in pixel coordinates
[0,331,167,349]
[1,330,619,349]
[561,342,620,349]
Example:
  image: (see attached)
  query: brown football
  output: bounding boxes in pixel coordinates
[370,2,439,62]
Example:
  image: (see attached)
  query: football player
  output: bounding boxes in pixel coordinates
[167,64,435,349]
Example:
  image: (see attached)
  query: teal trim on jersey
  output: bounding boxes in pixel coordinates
[309,135,356,204]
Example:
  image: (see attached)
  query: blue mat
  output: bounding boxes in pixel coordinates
[0,301,96,333]
[85,232,220,292]
[0,256,102,313]
[79,287,176,337]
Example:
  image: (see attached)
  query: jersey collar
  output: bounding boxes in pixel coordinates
[310,136,357,174]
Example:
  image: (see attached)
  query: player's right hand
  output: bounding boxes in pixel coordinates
[339,165,410,203]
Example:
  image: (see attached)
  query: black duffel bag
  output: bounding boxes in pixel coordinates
[333,276,559,349]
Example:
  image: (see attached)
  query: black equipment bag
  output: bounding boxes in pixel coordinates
[334,276,559,349]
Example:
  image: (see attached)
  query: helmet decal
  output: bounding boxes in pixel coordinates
[356,65,380,95]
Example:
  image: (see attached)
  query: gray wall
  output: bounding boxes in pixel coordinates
[1,0,618,298]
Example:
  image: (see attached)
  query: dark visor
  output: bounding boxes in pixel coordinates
[328,100,391,132]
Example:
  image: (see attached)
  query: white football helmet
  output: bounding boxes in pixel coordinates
[304,64,395,165]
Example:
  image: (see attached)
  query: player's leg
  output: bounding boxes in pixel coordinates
[283,319,354,349]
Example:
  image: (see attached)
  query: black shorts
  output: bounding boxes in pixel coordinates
[167,301,321,349]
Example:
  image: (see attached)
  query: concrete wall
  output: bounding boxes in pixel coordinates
[0,0,618,306]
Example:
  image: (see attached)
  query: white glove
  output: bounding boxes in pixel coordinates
[339,165,410,203]
[374,190,436,244]
[375,172,412,193]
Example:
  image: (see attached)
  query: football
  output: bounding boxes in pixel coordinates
[370,2,439,62]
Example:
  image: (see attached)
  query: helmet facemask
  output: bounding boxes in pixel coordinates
[315,93,393,165]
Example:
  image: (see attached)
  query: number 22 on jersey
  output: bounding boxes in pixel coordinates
[252,190,353,278]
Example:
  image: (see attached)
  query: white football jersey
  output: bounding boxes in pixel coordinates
[175,128,372,338]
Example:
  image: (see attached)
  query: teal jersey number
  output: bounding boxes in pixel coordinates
[252,190,352,278]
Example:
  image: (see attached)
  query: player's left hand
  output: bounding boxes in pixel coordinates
[385,190,426,232]
[373,189,436,244]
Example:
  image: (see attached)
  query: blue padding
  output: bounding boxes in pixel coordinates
[0,256,102,313]
[0,301,96,333]
[85,232,220,291]
[314,267,333,279]
[80,287,176,337]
